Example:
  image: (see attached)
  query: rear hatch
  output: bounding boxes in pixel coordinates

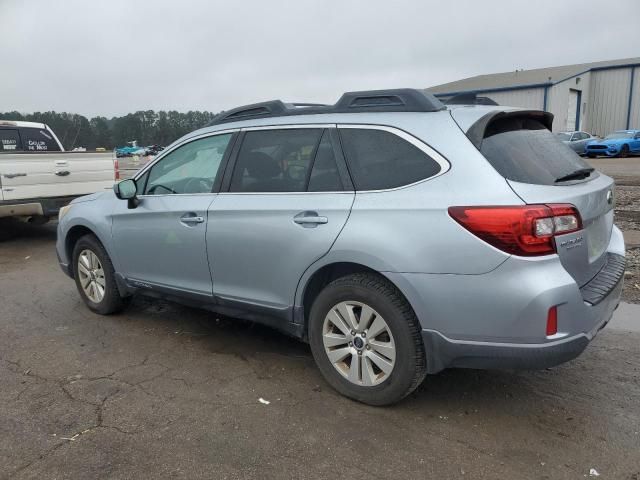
[456,109,614,287]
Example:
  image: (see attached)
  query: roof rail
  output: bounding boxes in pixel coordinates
[208,88,445,125]
[445,93,499,106]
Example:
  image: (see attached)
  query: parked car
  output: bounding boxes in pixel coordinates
[1,120,117,223]
[585,130,640,158]
[555,131,598,155]
[56,89,625,405]
[144,144,165,156]
[115,145,145,158]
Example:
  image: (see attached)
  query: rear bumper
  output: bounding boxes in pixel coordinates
[386,226,625,374]
[420,277,620,373]
[0,196,78,218]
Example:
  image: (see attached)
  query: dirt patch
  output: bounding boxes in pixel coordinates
[614,185,640,303]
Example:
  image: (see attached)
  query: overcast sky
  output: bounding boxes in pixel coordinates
[1,0,638,117]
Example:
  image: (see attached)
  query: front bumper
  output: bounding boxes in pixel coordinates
[586,146,620,157]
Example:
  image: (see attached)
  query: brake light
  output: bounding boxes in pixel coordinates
[114,158,120,180]
[448,204,582,256]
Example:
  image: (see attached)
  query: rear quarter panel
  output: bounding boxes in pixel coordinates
[328,112,523,275]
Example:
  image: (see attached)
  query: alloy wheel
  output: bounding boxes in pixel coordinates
[77,249,106,303]
[322,301,396,386]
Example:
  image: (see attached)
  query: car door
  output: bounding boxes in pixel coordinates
[632,132,640,153]
[207,126,354,318]
[574,132,589,154]
[111,131,236,300]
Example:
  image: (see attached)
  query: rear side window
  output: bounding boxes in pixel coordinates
[479,118,592,185]
[230,128,324,192]
[19,127,61,151]
[308,131,342,192]
[339,128,441,190]
[0,129,22,151]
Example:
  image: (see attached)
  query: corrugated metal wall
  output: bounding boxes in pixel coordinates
[629,67,640,130]
[547,73,591,133]
[481,88,545,110]
[588,68,632,136]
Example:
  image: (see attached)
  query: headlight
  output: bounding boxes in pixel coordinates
[58,204,73,220]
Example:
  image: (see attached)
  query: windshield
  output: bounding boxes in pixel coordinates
[480,119,594,185]
[605,132,633,139]
[556,133,572,141]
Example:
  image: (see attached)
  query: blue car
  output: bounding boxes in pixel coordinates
[585,130,640,158]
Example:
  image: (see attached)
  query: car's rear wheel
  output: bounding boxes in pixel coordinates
[72,234,128,315]
[587,153,596,158]
[308,273,427,406]
[620,144,630,158]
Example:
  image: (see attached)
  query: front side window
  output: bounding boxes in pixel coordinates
[339,128,442,190]
[144,133,232,195]
[19,128,61,151]
[230,128,324,192]
[0,129,22,151]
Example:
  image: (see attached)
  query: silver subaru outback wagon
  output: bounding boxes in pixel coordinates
[56,89,625,405]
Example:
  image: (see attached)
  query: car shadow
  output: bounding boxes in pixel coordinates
[121,295,572,409]
[0,218,58,242]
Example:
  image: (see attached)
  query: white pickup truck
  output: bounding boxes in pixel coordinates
[0,120,117,223]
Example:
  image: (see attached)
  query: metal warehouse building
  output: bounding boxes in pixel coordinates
[426,57,640,136]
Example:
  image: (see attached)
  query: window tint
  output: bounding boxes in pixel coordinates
[20,127,61,151]
[308,131,342,192]
[480,120,592,185]
[230,129,323,192]
[339,128,441,190]
[145,134,231,195]
[0,129,22,152]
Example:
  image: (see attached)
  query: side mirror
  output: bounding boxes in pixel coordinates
[113,179,139,209]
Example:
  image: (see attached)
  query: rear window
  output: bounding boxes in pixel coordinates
[479,118,592,185]
[0,129,22,152]
[339,128,441,190]
[19,127,61,152]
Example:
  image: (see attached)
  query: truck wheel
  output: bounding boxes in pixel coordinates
[619,144,630,158]
[72,234,128,315]
[308,273,427,406]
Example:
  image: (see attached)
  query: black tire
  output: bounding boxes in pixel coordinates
[72,234,128,315]
[308,273,427,406]
[587,153,596,158]
[619,144,629,158]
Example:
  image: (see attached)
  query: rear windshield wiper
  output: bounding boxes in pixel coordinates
[555,167,594,183]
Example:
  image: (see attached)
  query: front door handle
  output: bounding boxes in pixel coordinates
[293,211,328,227]
[180,215,205,225]
[55,170,70,177]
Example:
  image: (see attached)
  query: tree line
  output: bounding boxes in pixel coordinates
[0,110,218,150]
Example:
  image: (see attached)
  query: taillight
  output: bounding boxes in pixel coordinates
[114,158,120,180]
[448,204,582,256]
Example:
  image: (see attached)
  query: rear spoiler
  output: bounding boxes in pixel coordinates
[465,110,554,149]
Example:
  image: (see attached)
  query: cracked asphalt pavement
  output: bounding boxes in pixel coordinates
[1,220,640,480]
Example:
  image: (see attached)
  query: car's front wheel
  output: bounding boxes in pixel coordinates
[309,273,427,406]
[619,144,630,158]
[72,234,128,315]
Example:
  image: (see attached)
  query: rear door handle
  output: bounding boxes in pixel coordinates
[294,211,328,227]
[55,170,70,176]
[180,214,205,225]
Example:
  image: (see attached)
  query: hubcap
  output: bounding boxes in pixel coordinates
[77,249,105,303]
[322,301,396,386]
